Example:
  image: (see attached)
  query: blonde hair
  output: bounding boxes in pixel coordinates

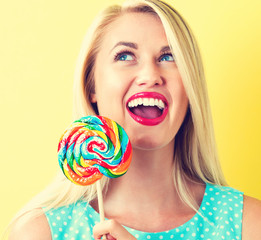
[74,0,227,207]
[8,0,226,232]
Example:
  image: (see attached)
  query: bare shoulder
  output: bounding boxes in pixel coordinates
[9,208,51,240]
[242,195,261,240]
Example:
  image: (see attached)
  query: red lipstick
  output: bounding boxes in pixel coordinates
[126,92,168,126]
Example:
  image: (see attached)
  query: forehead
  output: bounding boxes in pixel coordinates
[101,12,168,48]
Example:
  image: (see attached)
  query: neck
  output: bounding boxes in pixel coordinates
[103,141,183,214]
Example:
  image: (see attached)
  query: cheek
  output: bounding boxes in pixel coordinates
[94,75,127,119]
[177,85,188,109]
[95,65,129,91]
[169,73,187,101]
[169,77,189,121]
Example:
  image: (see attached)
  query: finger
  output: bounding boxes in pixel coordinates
[93,220,136,240]
[106,234,116,240]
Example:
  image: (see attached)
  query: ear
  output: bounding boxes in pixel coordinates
[90,93,97,103]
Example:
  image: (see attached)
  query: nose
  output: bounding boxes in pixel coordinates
[135,61,163,87]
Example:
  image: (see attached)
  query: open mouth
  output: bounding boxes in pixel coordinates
[126,92,168,126]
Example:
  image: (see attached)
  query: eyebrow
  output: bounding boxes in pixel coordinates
[110,42,138,53]
[110,41,171,53]
[160,46,171,53]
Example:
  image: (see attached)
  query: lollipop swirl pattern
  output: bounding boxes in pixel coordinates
[58,116,132,186]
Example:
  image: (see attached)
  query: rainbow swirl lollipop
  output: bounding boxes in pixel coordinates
[58,116,132,186]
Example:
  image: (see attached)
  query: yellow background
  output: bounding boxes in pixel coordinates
[1,0,260,236]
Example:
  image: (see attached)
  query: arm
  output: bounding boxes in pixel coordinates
[242,195,261,240]
[93,220,137,240]
[9,209,51,240]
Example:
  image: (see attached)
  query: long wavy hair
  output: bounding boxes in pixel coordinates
[8,0,226,230]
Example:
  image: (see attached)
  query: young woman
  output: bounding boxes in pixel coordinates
[9,0,261,239]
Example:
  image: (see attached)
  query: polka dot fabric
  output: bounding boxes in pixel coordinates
[44,183,243,240]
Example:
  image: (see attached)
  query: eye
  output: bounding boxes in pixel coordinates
[114,51,135,61]
[159,53,174,62]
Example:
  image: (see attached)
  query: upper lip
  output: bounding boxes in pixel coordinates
[126,92,168,109]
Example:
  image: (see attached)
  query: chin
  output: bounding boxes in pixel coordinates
[130,135,172,151]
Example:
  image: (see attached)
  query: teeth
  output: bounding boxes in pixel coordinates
[143,98,149,106]
[128,98,165,109]
[149,98,154,106]
[159,100,164,109]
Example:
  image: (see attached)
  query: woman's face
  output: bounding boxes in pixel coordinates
[92,12,188,150]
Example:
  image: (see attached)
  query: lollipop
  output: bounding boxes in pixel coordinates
[58,115,132,186]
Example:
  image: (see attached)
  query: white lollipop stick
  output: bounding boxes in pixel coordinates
[96,180,105,221]
[96,180,107,240]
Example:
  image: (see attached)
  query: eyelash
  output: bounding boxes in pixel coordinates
[159,51,174,62]
[113,50,174,62]
[114,50,134,61]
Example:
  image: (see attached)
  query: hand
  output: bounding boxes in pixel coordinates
[93,219,137,240]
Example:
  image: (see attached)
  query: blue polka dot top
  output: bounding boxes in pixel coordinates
[44,183,243,240]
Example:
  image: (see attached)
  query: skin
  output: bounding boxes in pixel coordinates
[92,13,189,151]
[9,12,261,240]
